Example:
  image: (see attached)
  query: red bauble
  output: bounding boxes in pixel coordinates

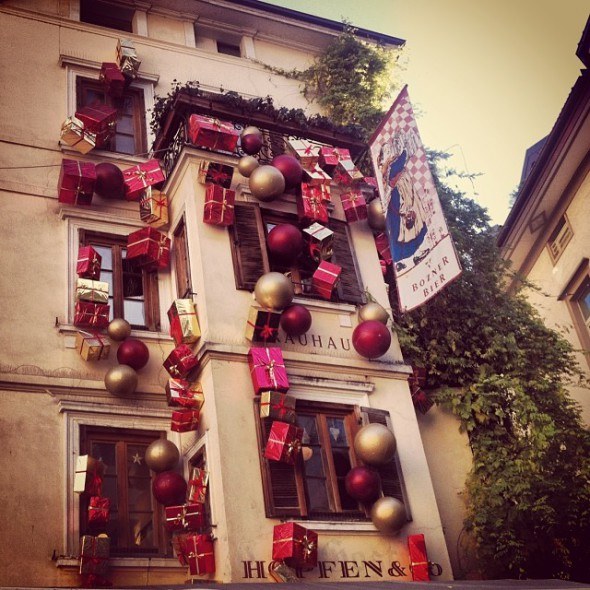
[152,471,187,506]
[280,304,312,336]
[241,133,263,155]
[345,466,382,503]
[95,162,125,199]
[352,320,392,359]
[267,224,304,265]
[271,154,303,190]
[116,338,150,370]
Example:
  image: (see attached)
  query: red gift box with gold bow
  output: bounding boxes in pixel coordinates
[272,522,318,569]
[408,533,431,581]
[139,188,168,228]
[58,159,96,206]
[165,503,205,533]
[341,189,367,223]
[248,347,289,394]
[88,496,110,526]
[260,391,296,423]
[171,409,200,433]
[75,104,117,148]
[264,420,303,465]
[164,344,199,380]
[312,260,341,300]
[74,301,110,329]
[165,379,204,410]
[297,184,329,225]
[318,146,351,174]
[187,466,209,504]
[203,184,235,227]
[123,159,165,201]
[99,62,126,98]
[168,299,200,346]
[77,246,102,280]
[126,227,170,271]
[181,533,215,576]
[188,114,239,153]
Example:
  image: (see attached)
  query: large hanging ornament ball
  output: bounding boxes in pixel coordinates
[271,154,303,190]
[104,364,138,396]
[254,272,294,311]
[238,155,260,178]
[242,125,262,137]
[116,338,150,370]
[95,162,125,200]
[352,320,392,359]
[145,439,180,473]
[371,496,406,535]
[367,198,387,232]
[241,133,264,155]
[359,302,389,325]
[152,471,187,506]
[345,466,382,503]
[354,423,397,466]
[280,304,312,336]
[107,318,132,342]
[267,223,304,265]
[249,165,286,202]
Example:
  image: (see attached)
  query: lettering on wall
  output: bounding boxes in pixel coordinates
[275,333,351,351]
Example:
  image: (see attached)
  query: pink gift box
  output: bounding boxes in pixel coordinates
[272,522,318,569]
[171,409,200,433]
[248,347,289,394]
[99,62,126,98]
[74,301,110,329]
[264,420,303,465]
[297,184,329,225]
[318,146,352,174]
[203,184,235,227]
[188,114,239,153]
[341,189,367,223]
[164,344,199,379]
[165,503,205,533]
[312,261,341,300]
[58,159,96,205]
[76,246,102,280]
[126,227,170,271]
[123,159,165,201]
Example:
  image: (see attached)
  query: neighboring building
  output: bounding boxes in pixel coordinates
[0,1,468,586]
[498,16,590,426]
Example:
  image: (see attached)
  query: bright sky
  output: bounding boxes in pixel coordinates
[264,0,588,224]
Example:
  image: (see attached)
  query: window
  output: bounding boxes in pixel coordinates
[80,230,160,331]
[76,77,146,156]
[547,215,573,263]
[80,0,134,32]
[217,41,241,57]
[79,426,168,556]
[256,401,407,521]
[173,217,192,298]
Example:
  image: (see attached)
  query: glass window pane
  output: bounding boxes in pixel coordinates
[115,134,135,155]
[93,245,113,270]
[338,477,358,510]
[297,415,319,444]
[127,445,150,477]
[306,478,330,512]
[99,270,114,291]
[86,88,106,106]
[128,512,154,547]
[91,442,116,473]
[577,281,590,321]
[332,448,352,477]
[124,298,146,326]
[302,449,325,477]
[117,114,134,134]
[326,418,347,447]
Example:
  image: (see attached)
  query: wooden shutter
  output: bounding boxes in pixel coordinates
[330,219,365,305]
[173,217,192,298]
[230,202,269,290]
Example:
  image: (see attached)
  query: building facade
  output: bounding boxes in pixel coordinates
[0,1,466,586]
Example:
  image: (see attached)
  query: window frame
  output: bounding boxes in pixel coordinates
[79,0,135,32]
[173,216,193,299]
[547,214,574,264]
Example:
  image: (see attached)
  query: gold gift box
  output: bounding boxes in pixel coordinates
[60,116,96,155]
[75,278,109,305]
[116,38,141,78]
[168,299,201,346]
[139,188,169,228]
[76,331,111,361]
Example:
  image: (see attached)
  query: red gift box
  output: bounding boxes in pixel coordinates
[181,534,215,576]
[408,533,431,581]
[297,184,329,225]
[188,114,239,153]
[187,467,209,504]
[99,62,126,98]
[272,522,318,569]
[126,227,170,271]
[341,189,367,223]
[88,496,110,526]
[166,379,204,410]
[245,307,281,344]
[318,146,351,174]
[198,160,234,189]
[264,420,303,465]
[168,299,200,346]
[409,367,433,414]
[58,159,96,206]
[75,104,117,148]
[77,246,102,280]
[164,344,199,379]
[312,261,341,300]
[374,232,392,265]
[203,184,235,227]
[248,347,289,394]
[123,159,165,201]
[333,159,364,186]
[165,503,205,532]
[74,301,110,329]
[171,409,200,433]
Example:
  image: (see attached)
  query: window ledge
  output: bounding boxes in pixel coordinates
[60,144,153,166]
[291,296,357,315]
[55,557,182,569]
[57,323,173,344]
[293,520,378,533]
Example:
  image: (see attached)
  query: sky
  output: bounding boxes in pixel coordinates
[263,0,588,224]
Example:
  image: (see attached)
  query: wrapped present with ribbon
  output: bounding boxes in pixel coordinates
[126,226,170,271]
[188,114,239,153]
[302,163,332,188]
[116,38,141,79]
[269,560,299,583]
[75,278,109,305]
[79,534,110,575]
[248,347,289,394]
[173,533,189,566]
[123,159,165,201]
[303,222,334,263]
[260,391,296,423]
[312,261,341,300]
[203,184,235,227]
[363,176,378,191]
[60,116,96,155]
[374,232,392,266]
[286,138,320,168]
[409,367,433,415]
[171,409,200,433]
[74,301,110,329]
[181,533,215,576]
[164,344,199,380]
[297,184,329,225]
[333,158,364,187]
[58,159,96,206]
[74,455,105,495]
[318,146,352,174]
[75,104,117,149]
[165,503,205,533]
[272,522,318,569]
[139,188,169,228]
[165,379,204,410]
[341,189,368,223]
[99,62,126,98]
[408,533,431,581]
[245,306,281,344]
[77,246,102,280]
[198,160,234,189]
[88,496,110,527]
[76,331,111,361]
[187,467,209,504]
[168,299,200,346]
[264,420,303,465]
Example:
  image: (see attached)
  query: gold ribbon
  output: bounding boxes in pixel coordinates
[268,436,301,458]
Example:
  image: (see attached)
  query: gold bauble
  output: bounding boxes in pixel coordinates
[359,302,389,325]
[104,364,138,396]
[238,155,260,178]
[249,165,286,202]
[254,272,294,311]
[354,423,397,466]
[145,439,180,473]
[107,318,132,341]
[367,198,387,232]
[242,125,262,137]
[371,496,406,535]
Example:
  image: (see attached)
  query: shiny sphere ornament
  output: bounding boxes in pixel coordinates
[367,198,387,232]
[116,338,150,370]
[345,466,382,503]
[254,272,294,311]
[280,304,312,337]
[107,318,132,341]
[242,125,262,137]
[95,162,125,200]
[354,423,397,466]
[241,133,264,155]
[145,439,180,473]
[371,496,407,535]
[271,154,303,190]
[359,302,389,325]
[104,364,138,396]
[267,223,304,265]
[238,155,260,178]
[249,165,286,202]
[152,471,187,506]
[352,320,392,359]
